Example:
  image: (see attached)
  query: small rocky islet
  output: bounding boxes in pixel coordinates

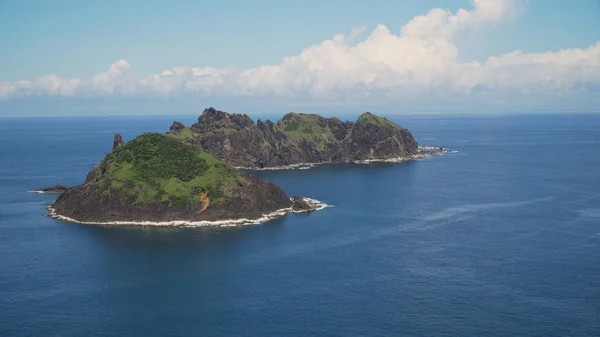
[38,108,446,226]
[28,185,69,194]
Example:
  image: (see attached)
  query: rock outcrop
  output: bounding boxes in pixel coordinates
[113,133,124,150]
[168,107,421,168]
[291,196,323,213]
[28,185,69,194]
[169,121,186,133]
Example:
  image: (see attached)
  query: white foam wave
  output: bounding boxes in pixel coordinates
[243,197,553,263]
[27,190,63,194]
[235,162,327,171]
[237,150,448,171]
[578,209,600,219]
[292,197,330,212]
[422,197,554,222]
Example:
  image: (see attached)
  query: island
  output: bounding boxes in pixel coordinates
[168,107,446,169]
[39,108,447,227]
[49,133,325,226]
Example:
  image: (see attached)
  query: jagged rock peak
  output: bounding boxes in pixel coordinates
[200,107,226,120]
[197,107,254,129]
[256,119,276,130]
[113,133,124,150]
[170,121,186,133]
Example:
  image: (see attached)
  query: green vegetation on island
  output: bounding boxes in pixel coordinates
[277,113,344,151]
[42,107,443,225]
[357,112,397,126]
[166,126,194,142]
[90,133,245,207]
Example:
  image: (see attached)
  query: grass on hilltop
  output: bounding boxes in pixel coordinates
[166,127,194,142]
[93,133,245,207]
[278,113,337,150]
[357,112,397,127]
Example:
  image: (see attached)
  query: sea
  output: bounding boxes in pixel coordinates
[1,113,599,336]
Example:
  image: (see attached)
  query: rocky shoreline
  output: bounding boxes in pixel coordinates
[354,147,448,164]
[47,197,327,227]
[235,147,448,170]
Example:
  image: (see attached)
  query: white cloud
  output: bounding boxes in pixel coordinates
[401,0,521,40]
[1,0,599,104]
[33,75,82,95]
[91,59,130,94]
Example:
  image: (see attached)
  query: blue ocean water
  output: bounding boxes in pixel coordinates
[1,113,599,336]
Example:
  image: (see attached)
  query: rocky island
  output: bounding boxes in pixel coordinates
[49,133,325,226]
[168,107,446,169]
[40,107,446,227]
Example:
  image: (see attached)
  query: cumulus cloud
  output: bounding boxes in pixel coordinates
[1,0,599,104]
[134,66,235,96]
[34,75,82,95]
[91,59,130,94]
[0,75,82,97]
[401,0,521,40]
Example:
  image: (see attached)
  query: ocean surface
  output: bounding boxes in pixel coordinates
[1,113,599,336]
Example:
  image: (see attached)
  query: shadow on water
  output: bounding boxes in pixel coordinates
[68,214,292,253]
[39,215,298,293]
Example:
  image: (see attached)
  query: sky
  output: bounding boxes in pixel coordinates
[0,0,599,116]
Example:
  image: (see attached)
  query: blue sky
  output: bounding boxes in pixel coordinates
[1,0,599,116]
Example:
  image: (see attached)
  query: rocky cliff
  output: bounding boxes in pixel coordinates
[168,107,420,168]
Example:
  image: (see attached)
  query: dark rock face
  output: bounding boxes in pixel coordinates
[343,113,419,160]
[181,108,419,168]
[169,121,186,133]
[29,185,69,194]
[291,196,314,213]
[113,134,124,150]
[52,172,293,223]
[85,165,98,183]
[190,108,277,168]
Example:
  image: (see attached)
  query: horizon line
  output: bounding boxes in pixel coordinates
[2,108,600,119]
